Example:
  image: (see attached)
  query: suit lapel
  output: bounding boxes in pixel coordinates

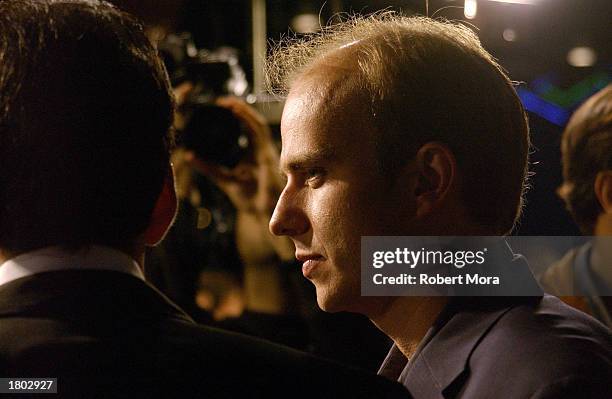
[388,244,543,398]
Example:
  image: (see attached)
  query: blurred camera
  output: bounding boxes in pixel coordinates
[159,33,251,169]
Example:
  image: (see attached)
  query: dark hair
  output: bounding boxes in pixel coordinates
[559,85,612,234]
[268,15,529,235]
[0,0,175,252]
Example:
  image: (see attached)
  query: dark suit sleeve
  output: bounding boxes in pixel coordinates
[530,375,610,399]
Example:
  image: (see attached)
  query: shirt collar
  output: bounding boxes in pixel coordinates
[377,297,461,387]
[0,245,144,287]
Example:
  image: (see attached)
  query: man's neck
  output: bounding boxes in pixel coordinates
[593,214,612,236]
[370,296,448,359]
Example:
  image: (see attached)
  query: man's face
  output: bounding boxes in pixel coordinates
[270,67,416,314]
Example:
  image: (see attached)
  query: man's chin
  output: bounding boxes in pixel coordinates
[315,291,351,313]
[317,300,343,313]
[316,289,378,316]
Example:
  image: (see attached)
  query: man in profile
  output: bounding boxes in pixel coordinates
[540,85,612,327]
[268,15,612,398]
[0,2,408,397]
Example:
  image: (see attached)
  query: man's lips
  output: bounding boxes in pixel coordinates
[296,254,325,278]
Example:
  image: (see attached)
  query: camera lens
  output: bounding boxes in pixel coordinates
[180,104,250,169]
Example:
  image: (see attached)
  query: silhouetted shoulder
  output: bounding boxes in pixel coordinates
[160,320,410,398]
[0,271,409,398]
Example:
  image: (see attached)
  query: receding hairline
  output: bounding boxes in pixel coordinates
[280,58,384,173]
[266,13,493,96]
[282,52,372,128]
[268,12,530,234]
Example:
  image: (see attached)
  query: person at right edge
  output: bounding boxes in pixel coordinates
[540,85,612,328]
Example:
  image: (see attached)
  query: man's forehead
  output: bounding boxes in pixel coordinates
[279,145,338,172]
[283,67,351,120]
[281,80,355,158]
[279,60,377,169]
[281,63,369,130]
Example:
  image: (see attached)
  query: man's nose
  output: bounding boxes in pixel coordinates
[269,189,309,237]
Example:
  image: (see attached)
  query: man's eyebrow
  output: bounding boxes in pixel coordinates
[280,148,337,173]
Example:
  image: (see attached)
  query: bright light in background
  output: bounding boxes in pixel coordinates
[486,0,537,4]
[464,0,478,19]
[567,47,597,67]
[502,28,517,42]
[291,13,319,33]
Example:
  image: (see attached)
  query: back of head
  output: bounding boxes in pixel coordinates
[268,14,530,234]
[559,84,612,234]
[0,0,174,253]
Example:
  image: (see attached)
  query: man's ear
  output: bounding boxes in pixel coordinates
[413,142,457,218]
[144,167,178,246]
[594,171,612,213]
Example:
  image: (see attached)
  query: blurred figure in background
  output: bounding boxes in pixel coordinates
[169,92,310,347]
[540,84,612,327]
[145,36,257,323]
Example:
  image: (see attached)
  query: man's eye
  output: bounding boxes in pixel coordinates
[306,168,320,177]
[305,169,325,186]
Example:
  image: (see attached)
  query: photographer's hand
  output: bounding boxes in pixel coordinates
[186,97,280,214]
[185,97,294,263]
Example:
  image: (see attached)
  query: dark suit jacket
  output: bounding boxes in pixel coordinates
[0,270,408,398]
[379,295,612,398]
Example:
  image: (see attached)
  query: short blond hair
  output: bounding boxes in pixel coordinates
[266,13,530,234]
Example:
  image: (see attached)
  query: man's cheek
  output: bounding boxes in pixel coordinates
[309,187,347,226]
